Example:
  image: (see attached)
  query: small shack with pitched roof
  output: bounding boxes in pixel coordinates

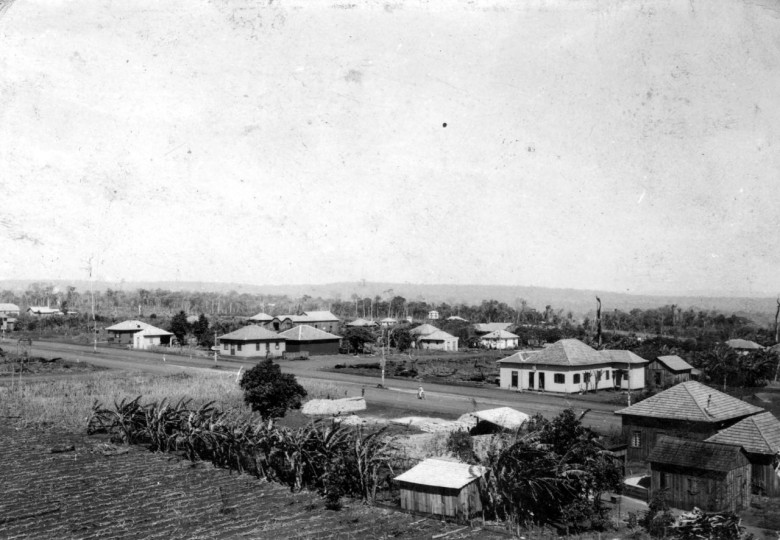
[479,329,519,350]
[278,324,341,356]
[646,355,694,388]
[616,381,764,467]
[706,411,780,497]
[648,436,750,512]
[394,458,487,520]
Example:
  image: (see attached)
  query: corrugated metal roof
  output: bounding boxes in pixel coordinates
[248,312,274,322]
[706,412,780,455]
[419,329,457,342]
[135,326,173,337]
[346,318,377,327]
[615,381,763,422]
[481,329,519,339]
[648,436,746,472]
[0,303,20,312]
[28,306,61,315]
[470,407,529,430]
[394,458,487,489]
[278,324,341,341]
[409,323,439,336]
[474,323,512,333]
[725,339,764,350]
[656,355,694,372]
[303,311,339,322]
[106,320,154,332]
[219,325,282,341]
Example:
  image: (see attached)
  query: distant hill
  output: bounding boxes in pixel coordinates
[1,279,776,324]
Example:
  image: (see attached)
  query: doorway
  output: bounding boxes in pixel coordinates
[538,372,545,390]
[511,371,518,389]
[528,372,535,390]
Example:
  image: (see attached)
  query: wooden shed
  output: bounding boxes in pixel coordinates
[646,355,693,387]
[706,411,780,497]
[394,458,487,521]
[648,436,750,513]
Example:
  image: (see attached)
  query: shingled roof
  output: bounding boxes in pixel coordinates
[648,436,747,472]
[278,324,341,341]
[499,339,606,367]
[218,325,282,341]
[706,412,780,455]
[600,350,649,365]
[481,329,520,340]
[656,355,694,372]
[615,381,763,422]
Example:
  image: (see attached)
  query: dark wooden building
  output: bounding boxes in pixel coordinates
[646,355,693,388]
[278,325,341,356]
[707,411,780,497]
[648,436,750,513]
[615,381,763,469]
[394,458,487,521]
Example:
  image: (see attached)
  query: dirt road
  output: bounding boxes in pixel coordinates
[17,340,624,433]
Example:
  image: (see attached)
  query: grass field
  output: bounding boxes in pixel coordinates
[0,364,351,431]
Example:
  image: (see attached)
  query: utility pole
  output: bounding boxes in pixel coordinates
[88,257,97,353]
[214,331,218,363]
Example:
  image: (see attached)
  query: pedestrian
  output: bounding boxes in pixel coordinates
[418,386,425,400]
[361,387,365,397]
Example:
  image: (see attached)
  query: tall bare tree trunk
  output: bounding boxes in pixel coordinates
[596,297,602,347]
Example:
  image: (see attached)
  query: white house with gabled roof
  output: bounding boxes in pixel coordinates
[497,339,647,393]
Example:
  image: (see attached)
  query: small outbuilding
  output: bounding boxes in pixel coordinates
[394,458,488,520]
[648,436,750,513]
[646,355,694,387]
[218,325,285,358]
[278,324,341,356]
[459,407,530,435]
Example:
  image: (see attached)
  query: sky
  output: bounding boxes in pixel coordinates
[0,0,778,296]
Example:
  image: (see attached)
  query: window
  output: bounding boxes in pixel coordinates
[631,431,641,448]
[275,342,280,349]
[266,342,270,351]
[573,373,581,384]
[687,478,699,495]
[605,370,610,380]
[584,373,591,383]
[256,343,260,351]
[223,343,228,350]
[554,373,565,384]
[237,344,242,352]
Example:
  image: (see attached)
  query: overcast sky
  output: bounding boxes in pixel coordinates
[1,0,778,296]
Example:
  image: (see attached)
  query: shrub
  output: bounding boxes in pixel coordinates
[239,358,307,420]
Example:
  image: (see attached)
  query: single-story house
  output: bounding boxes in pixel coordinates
[106,320,173,348]
[394,458,488,520]
[278,324,341,356]
[725,338,764,354]
[0,303,20,316]
[648,436,750,513]
[132,326,175,350]
[427,310,440,320]
[497,339,647,394]
[345,318,378,328]
[479,329,519,350]
[473,322,512,336]
[706,411,780,497]
[615,381,764,467]
[646,355,694,387]
[27,306,62,317]
[380,317,397,327]
[417,329,459,351]
[218,325,286,358]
